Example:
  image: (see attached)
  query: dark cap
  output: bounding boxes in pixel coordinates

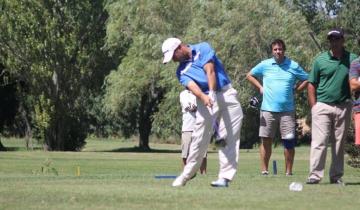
[327,28,344,39]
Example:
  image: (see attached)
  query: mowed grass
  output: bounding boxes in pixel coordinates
[1,138,360,210]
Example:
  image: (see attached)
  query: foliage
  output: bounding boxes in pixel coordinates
[0,0,359,154]
[337,0,360,54]
[153,0,317,148]
[103,0,319,149]
[0,0,114,150]
[103,0,192,149]
[0,67,18,133]
[31,158,59,176]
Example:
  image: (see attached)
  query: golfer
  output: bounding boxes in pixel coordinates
[306,28,357,184]
[246,39,308,176]
[162,38,243,187]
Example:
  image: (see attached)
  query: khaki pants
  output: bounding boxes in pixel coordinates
[308,101,352,181]
[180,86,243,181]
[181,131,207,158]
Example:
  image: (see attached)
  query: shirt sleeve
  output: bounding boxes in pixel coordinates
[295,65,309,81]
[308,58,320,85]
[178,74,193,88]
[198,42,215,67]
[349,59,360,80]
[250,62,265,78]
[177,66,193,87]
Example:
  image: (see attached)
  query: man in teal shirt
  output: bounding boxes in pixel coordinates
[307,28,358,184]
[247,39,308,176]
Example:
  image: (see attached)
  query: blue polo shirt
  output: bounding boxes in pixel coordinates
[176,42,231,93]
[250,57,308,112]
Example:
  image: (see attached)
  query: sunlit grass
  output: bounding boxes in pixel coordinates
[0,138,360,210]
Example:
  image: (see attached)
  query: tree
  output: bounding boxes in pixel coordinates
[103,0,192,150]
[337,0,360,53]
[0,63,19,151]
[286,0,351,37]
[0,0,114,150]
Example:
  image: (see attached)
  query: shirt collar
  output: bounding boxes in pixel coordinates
[327,49,347,60]
[182,44,199,63]
[271,56,290,65]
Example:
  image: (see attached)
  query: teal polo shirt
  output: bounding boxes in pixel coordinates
[250,57,308,112]
[308,50,358,104]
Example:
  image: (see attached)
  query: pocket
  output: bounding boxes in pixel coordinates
[225,87,237,96]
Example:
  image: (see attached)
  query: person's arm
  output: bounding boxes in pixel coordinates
[203,61,217,107]
[203,61,217,92]
[307,56,321,108]
[350,78,360,92]
[307,82,317,108]
[187,81,212,107]
[295,80,308,92]
[246,71,263,94]
[349,59,360,92]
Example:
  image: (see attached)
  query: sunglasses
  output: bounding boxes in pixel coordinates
[328,36,343,41]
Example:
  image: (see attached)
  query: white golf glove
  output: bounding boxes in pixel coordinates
[208,90,217,104]
[207,90,218,115]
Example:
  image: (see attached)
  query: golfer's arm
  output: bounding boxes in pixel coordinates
[204,61,217,91]
[296,80,308,92]
[350,78,360,92]
[307,82,317,108]
[187,81,207,101]
[246,72,263,93]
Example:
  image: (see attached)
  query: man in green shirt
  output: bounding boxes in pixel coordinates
[306,28,358,185]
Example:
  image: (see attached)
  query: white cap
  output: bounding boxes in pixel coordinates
[162,38,181,64]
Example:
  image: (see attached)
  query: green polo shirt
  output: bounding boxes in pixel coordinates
[308,50,358,104]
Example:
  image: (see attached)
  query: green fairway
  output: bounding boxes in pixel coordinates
[1,138,360,210]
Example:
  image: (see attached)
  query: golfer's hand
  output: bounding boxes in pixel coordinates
[208,90,216,104]
[201,94,213,108]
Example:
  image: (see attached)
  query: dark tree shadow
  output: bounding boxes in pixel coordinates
[344,182,360,186]
[100,146,181,153]
[98,146,219,153]
[1,146,43,151]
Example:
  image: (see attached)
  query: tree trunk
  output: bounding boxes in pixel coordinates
[138,130,150,151]
[44,70,65,151]
[0,139,6,151]
[138,118,151,151]
[19,102,33,150]
[137,86,165,151]
[45,115,65,151]
[138,94,152,151]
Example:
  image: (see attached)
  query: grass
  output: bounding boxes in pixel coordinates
[1,138,360,210]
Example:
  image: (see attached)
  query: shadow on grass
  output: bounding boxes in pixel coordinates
[1,146,43,152]
[101,146,219,153]
[345,182,360,186]
[101,147,181,153]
